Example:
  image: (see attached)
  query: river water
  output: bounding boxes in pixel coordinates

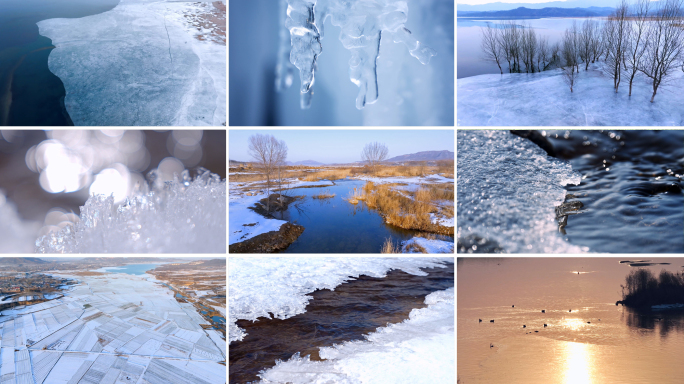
[103,263,160,275]
[458,258,684,384]
[274,179,454,253]
[230,263,454,384]
[0,0,119,125]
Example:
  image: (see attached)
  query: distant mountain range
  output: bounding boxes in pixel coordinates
[459,6,614,17]
[458,1,618,12]
[286,160,325,166]
[386,150,454,162]
[0,258,50,266]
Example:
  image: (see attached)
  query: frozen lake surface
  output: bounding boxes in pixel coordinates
[458,64,684,126]
[0,273,225,383]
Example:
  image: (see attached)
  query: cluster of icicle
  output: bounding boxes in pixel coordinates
[276,0,436,109]
[35,168,226,253]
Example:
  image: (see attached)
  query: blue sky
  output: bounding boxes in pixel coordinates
[229,130,454,164]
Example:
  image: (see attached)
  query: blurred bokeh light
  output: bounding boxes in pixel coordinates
[0,129,226,239]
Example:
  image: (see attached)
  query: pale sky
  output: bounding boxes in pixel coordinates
[459,0,565,4]
[229,130,454,164]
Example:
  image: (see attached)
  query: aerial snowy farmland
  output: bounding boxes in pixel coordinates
[0,271,225,383]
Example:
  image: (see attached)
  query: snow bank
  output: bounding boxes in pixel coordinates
[257,287,454,384]
[229,194,287,245]
[401,237,454,254]
[38,0,225,126]
[457,130,586,253]
[458,65,684,126]
[35,169,226,253]
[354,175,454,185]
[0,192,40,253]
[229,257,452,343]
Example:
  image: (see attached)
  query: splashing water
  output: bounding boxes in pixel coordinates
[279,0,436,109]
[35,168,226,253]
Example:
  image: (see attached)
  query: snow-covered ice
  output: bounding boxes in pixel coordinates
[37,0,226,126]
[458,65,684,126]
[354,174,454,186]
[257,287,454,384]
[35,169,226,253]
[0,273,225,383]
[401,237,454,254]
[229,193,288,245]
[229,257,452,344]
[458,130,586,253]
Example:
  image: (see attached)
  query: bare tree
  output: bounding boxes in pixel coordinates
[520,24,538,73]
[562,29,579,92]
[537,35,550,71]
[500,21,518,72]
[639,0,684,102]
[481,23,503,74]
[625,0,651,97]
[579,19,599,70]
[603,1,630,93]
[248,134,288,212]
[361,142,389,175]
[590,20,604,63]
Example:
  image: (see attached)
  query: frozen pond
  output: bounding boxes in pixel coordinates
[458,258,684,384]
[103,263,161,275]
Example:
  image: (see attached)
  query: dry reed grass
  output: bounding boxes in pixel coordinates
[312,189,336,199]
[303,168,351,181]
[345,187,366,204]
[381,237,400,254]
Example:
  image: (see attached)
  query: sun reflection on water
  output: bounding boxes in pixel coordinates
[563,341,594,384]
[563,318,588,332]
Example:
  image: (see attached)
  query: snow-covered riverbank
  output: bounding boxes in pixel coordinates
[458,64,684,126]
[38,0,226,126]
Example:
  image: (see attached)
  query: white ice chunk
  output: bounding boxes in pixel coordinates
[457,130,585,253]
[35,169,226,253]
[258,287,454,384]
[229,257,452,344]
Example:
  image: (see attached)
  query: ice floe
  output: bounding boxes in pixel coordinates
[37,0,226,126]
[257,287,454,384]
[229,257,452,343]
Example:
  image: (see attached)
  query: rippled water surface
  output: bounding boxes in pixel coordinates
[229,264,454,384]
[458,258,684,384]
[275,179,454,253]
[547,130,684,253]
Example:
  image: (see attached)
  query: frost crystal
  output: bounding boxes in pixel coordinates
[281,0,436,109]
[35,169,226,253]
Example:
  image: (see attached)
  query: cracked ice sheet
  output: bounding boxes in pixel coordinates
[37,0,226,126]
[457,64,684,126]
[257,287,454,384]
[229,257,452,344]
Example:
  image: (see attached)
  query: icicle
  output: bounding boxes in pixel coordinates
[286,0,322,109]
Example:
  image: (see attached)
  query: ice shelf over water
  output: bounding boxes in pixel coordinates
[282,0,436,109]
[37,0,226,126]
[457,130,586,253]
[257,287,454,384]
[35,169,226,253]
[458,65,684,126]
[229,257,452,343]
[0,273,225,384]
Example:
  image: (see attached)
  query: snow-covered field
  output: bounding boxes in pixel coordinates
[0,273,225,383]
[258,288,454,384]
[38,0,226,126]
[458,64,684,126]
